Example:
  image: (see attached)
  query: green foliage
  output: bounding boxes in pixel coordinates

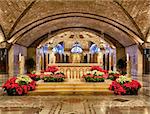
[43,77,64,82]
[85,76,104,82]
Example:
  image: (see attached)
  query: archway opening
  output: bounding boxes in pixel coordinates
[36,31,116,71]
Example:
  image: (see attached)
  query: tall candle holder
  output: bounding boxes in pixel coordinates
[126,53,131,78]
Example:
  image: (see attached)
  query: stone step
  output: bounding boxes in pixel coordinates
[36,82,110,86]
[29,89,113,96]
[142,81,150,87]
[29,82,112,96]
[36,87,109,91]
[36,86,108,89]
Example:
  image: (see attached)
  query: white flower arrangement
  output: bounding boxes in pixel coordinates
[96,71,104,76]
[90,70,104,76]
[91,70,98,75]
[54,71,64,74]
[116,75,132,84]
[44,72,53,75]
[86,71,92,74]
[15,75,32,84]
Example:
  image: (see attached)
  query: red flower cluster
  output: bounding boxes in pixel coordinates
[28,74,40,81]
[2,77,36,96]
[123,80,141,90]
[90,66,107,74]
[53,74,66,78]
[82,74,94,78]
[108,73,121,81]
[109,80,141,95]
[45,66,59,73]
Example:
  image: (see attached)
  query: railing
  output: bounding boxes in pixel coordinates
[49,63,99,80]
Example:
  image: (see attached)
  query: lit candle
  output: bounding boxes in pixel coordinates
[19,53,22,61]
[127,53,129,61]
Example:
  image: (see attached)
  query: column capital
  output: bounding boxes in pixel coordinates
[0,41,11,49]
[142,43,150,49]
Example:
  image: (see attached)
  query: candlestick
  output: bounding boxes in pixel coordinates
[127,53,129,61]
[19,53,22,61]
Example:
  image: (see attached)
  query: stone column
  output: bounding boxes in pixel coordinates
[60,54,62,63]
[113,49,116,71]
[63,53,66,63]
[142,42,150,97]
[41,47,45,70]
[87,53,89,63]
[97,52,103,67]
[105,53,108,70]
[109,52,111,70]
[143,46,150,74]
[46,53,48,69]
[36,48,41,74]
[103,53,105,69]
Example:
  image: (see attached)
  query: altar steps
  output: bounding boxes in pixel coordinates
[29,81,113,95]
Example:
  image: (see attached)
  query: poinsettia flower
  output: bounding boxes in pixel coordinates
[45,66,59,73]
[2,76,36,96]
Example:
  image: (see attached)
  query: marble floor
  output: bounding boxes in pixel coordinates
[0,95,149,114]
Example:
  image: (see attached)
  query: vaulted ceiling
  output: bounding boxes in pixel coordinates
[0,0,149,47]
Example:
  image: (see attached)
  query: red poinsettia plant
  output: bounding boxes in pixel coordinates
[90,66,108,74]
[28,74,41,81]
[82,66,108,82]
[2,75,36,96]
[43,66,66,82]
[109,76,141,95]
[43,71,66,82]
[45,66,59,73]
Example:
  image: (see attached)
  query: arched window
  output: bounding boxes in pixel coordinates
[52,44,64,54]
[71,42,83,53]
[90,44,100,54]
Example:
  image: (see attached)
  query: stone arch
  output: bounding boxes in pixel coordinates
[7,12,144,48]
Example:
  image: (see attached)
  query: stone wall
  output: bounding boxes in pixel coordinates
[27,47,36,62]
[116,47,125,63]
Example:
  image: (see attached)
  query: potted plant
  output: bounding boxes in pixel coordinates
[43,66,65,82]
[2,75,36,96]
[109,75,141,95]
[82,66,108,82]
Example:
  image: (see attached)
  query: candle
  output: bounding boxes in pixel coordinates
[19,53,22,61]
[127,53,129,61]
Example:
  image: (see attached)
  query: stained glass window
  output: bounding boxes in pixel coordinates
[71,42,83,53]
[90,44,100,54]
[52,44,64,54]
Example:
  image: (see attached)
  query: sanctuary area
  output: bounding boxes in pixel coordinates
[0,0,150,113]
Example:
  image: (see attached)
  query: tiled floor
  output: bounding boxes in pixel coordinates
[0,95,149,114]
